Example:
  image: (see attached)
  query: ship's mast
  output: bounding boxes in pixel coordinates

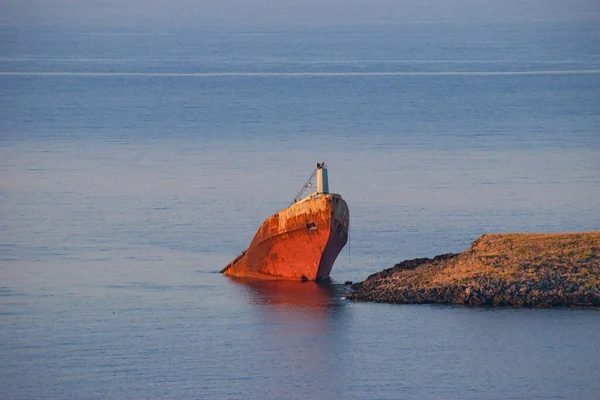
[290,162,329,206]
[316,162,329,194]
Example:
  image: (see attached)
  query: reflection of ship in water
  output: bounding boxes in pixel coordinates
[227,278,348,398]
[229,277,346,311]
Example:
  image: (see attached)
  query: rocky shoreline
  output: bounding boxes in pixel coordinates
[348,232,600,307]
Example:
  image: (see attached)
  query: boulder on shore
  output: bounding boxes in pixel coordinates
[348,232,600,307]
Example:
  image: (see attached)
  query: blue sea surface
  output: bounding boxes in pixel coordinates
[1,2,600,398]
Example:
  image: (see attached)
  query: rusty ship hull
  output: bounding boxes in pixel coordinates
[221,193,349,281]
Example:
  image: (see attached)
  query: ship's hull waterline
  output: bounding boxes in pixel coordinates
[221,193,349,281]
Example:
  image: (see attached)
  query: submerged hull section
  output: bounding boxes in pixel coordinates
[221,194,349,281]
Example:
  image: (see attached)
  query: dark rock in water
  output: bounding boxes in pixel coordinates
[344,281,353,286]
[348,232,600,307]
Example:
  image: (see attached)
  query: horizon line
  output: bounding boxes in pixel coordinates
[1,70,599,77]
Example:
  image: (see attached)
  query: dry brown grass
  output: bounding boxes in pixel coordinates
[426,232,600,286]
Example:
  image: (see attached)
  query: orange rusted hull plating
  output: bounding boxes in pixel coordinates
[221,193,349,281]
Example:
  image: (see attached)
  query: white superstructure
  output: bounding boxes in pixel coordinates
[316,162,329,194]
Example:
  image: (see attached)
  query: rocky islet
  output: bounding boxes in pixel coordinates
[348,232,600,307]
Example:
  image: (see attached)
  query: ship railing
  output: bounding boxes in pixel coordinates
[289,167,318,206]
[220,250,246,273]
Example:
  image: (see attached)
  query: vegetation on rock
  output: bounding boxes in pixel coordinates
[348,232,600,307]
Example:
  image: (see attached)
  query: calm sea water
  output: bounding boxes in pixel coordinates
[2,4,600,399]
